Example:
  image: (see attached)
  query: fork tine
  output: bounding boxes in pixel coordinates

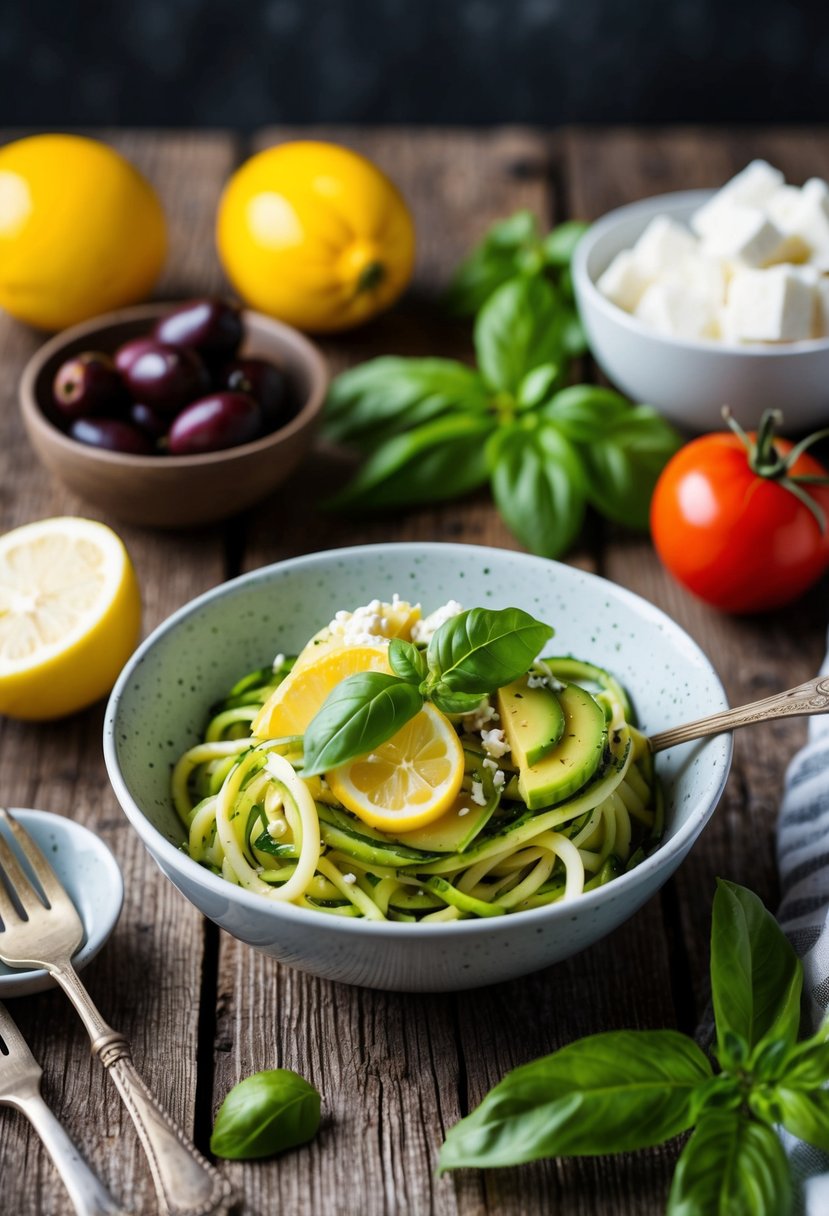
[0,859,24,928]
[0,1001,32,1054]
[0,808,68,907]
[0,820,48,919]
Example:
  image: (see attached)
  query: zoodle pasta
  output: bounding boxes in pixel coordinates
[172,598,662,922]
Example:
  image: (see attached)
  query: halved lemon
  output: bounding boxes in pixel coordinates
[253,643,391,738]
[327,702,465,832]
[0,517,141,721]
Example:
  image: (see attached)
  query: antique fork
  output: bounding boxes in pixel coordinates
[0,807,233,1216]
[0,1001,127,1215]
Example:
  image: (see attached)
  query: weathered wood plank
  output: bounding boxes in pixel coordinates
[564,125,829,1008]
[0,131,237,1215]
[210,126,680,1216]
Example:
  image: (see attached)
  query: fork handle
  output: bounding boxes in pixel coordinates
[52,963,233,1216]
[16,1090,127,1216]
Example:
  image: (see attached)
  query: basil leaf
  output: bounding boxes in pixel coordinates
[489,423,586,559]
[711,880,803,1059]
[324,357,488,447]
[542,220,589,268]
[543,386,631,443]
[431,690,488,715]
[439,1029,712,1170]
[561,307,588,357]
[666,1111,791,1216]
[252,830,297,859]
[517,363,561,411]
[388,638,427,686]
[427,606,553,695]
[445,211,541,315]
[474,277,567,395]
[764,1086,829,1153]
[575,403,682,531]
[773,1027,829,1088]
[210,1069,321,1160]
[303,673,423,775]
[326,413,496,510]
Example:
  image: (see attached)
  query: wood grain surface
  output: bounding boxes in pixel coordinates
[0,126,826,1216]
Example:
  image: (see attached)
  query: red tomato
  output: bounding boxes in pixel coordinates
[651,420,829,614]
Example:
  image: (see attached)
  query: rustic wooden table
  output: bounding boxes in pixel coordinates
[0,126,827,1216]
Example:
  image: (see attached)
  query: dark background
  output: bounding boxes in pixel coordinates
[2,0,828,127]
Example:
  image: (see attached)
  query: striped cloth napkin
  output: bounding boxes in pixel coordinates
[777,638,829,1215]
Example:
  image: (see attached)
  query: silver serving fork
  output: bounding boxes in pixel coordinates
[0,1001,127,1215]
[0,807,233,1216]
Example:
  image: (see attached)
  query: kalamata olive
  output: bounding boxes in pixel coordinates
[220,358,294,431]
[168,392,261,455]
[129,402,169,439]
[153,298,243,360]
[52,352,126,420]
[69,417,155,455]
[123,342,209,414]
[113,336,158,376]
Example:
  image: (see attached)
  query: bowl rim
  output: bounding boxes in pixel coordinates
[573,187,829,358]
[104,541,733,939]
[19,302,329,469]
[0,808,124,995]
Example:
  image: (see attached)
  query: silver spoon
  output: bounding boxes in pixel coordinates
[648,674,829,753]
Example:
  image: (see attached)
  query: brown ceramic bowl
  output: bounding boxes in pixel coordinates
[19,303,328,528]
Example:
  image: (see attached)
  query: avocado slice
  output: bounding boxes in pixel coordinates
[394,789,497,854]
[497,676,566,768]
[515,683,607,811]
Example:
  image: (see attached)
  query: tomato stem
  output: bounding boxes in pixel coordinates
[721,405,829,534]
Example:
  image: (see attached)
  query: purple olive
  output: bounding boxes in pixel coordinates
[168,392,261,455]
[52,352,126,420]
[153,298,243,360]
[69,417,155,455]
[113,336,158,376]
[129,401,169,439]
[123,342,210,415]
[220,358,294,431]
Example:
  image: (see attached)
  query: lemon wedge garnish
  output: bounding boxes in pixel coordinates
[327,703,465,832]
[253,644,391,739]
[0,517,141,720]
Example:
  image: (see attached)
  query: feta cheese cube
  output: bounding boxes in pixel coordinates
[665,253,728,308]
[692,160,784,237]
[701,205,790,268]
[722,266,816,342]
[632,216,698,277]
[765,184,803,230]
[634,280,717,340]
[815,276,829,337]
[596,250,650,312]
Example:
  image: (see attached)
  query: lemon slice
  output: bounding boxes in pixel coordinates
[253,643,391,739]
[0,517,141,721]
[327,702,465,832]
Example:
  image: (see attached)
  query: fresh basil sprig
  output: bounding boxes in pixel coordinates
[210,1068,321,1160]
[440,880,829,1216]
[302,606,552,775]
[444,209,588,344]
[323,273,681,559]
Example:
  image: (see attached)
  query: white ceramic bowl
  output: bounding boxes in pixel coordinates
[572,189,829,433]
[104,543,732,992]
[0,809,124,997]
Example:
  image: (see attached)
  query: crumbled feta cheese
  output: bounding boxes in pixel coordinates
[460,701,499,732]
[470,780,487,807]
[481,727,509,758]
[482,757,498,772]
[493,770,506,789]
[272,652,286,670]
[323,598,420,648]
[342,873,357,885]
[458,806,470,817]
[410,600,463,645]
[268,817,288,838]
[526,673,548,690]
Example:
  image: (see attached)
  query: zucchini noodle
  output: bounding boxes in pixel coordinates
[171,633,663,922]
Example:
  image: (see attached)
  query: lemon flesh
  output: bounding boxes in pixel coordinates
[0,517,141,720]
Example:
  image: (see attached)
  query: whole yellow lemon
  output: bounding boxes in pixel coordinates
[216,141,415,332]
[0,134,167,331]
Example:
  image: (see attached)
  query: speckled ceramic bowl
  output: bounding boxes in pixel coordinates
[104,543,732,992]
